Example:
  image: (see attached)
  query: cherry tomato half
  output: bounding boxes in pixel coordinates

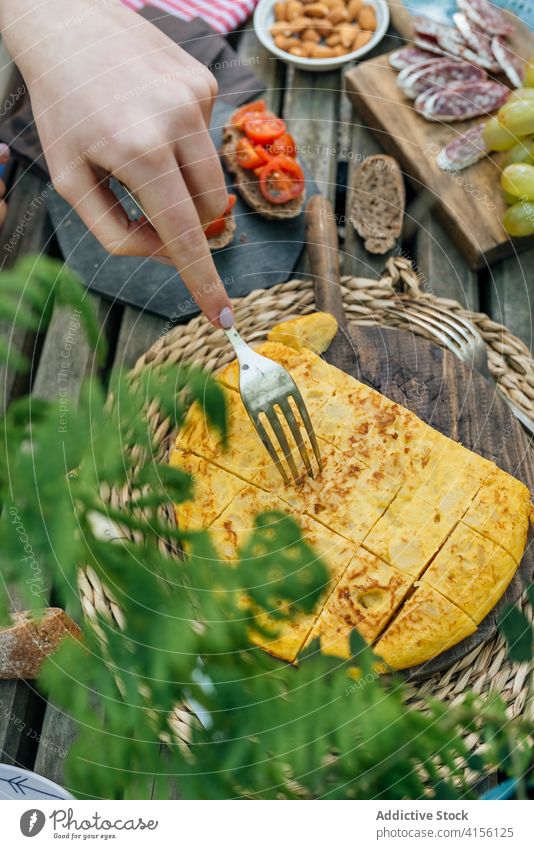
[244,115,286,145]
[230,99,266,131]
[258,155,305,205]
[204,194,236,239]
[268,132,297,157]
[236,137,265,170]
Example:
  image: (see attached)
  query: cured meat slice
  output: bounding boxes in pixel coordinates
[399,60,487,100]
[437,30,496,70]
[412,15,458,40]
[492,36,524,87]
[417,80,509,121]
[413,85,442,113]
[436,123,488,171]
[414,35,450,57]
[457,0,515,37]
[452,11,501,71]
[389,46,440,71]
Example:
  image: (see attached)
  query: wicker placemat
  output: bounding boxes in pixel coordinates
[81,258,534,756]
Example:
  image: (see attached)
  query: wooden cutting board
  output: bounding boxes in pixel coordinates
[345,8,534,269]
[338,324,533,680]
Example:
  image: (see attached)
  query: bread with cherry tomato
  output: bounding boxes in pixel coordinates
[205,194,236,251]
[221,100,306,221]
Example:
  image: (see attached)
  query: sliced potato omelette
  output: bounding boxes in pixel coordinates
[305,549,413,658]
[421,522,517,624]
[210,485,354,662]
[172,313,532,671]
[374,585,477,671]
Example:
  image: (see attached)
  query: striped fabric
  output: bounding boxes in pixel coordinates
[121,0,259,34]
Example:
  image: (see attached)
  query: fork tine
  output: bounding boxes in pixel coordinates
[402,306,464,350]
[251,414,290,485]
[264,407,300,484]
[278,398,314,478]
[401,308,457,352]
[414,303,473,345]
[290,387,322,471]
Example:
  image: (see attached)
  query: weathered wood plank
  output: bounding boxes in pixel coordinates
[112,307,163,373]
[0,169,56,767]
[235,26,285,112]
[0,167,54,415]
[415,216,479,311]
[31,297,111,787]
[283,68,341,202]
[343,109,391,279]
[487,252,533,353]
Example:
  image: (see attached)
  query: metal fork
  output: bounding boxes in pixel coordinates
[398,300,534,437]
[223,327,322,484]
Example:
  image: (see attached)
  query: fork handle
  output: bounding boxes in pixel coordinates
[305,195,348,332]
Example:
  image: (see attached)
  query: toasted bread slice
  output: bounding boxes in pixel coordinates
[221,125,305,221]
[350,154,405,255]
[207,209,236,251]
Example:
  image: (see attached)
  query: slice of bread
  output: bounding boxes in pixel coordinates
[221,125,305,221]
[207,209,236,251]
[350,155,406,254]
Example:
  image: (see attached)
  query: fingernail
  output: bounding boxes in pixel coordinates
[0,143,10,162]
[219,306,234,329]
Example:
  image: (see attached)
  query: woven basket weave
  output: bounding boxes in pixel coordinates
[80,258,534,755]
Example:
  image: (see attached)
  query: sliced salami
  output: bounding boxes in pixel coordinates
[389,46,439,71]
[399,60,487,100]
[452,12,500,71]
[414,35,451,58]
[492,36,524,87]
[437,31,496,69]
[417,80,509,121]
[412,15,458,40]
[457,0,515,38]
[436,123,488,171]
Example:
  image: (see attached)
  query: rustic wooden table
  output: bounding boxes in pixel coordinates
[0,24,532,798]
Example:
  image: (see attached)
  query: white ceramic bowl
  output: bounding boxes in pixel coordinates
[253,0,390,72]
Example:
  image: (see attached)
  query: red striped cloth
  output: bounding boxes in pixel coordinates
[121,0,258,34]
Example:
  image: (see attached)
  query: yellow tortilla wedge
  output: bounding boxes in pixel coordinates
[421,521,518,624]
[462,469,531,562]
[305,548,413,658]
[374,584,477,670]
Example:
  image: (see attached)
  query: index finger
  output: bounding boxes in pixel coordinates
[131,157,233,326]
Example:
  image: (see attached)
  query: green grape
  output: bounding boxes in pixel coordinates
[500,163,534,199]
[498,99,534,136]
[508,87,534,102]
[482,116,518,151]
[503,138,534,167]
[502,189,519,205]
[524,57,534,87]
[503,201,534,236]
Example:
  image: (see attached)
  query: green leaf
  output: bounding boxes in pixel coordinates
[499,605,532,663]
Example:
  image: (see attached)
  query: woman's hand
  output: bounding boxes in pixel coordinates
[0,0,234,326]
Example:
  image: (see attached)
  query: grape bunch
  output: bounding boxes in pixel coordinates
[483,58,534,236]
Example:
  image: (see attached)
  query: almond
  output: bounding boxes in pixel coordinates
[270,20,293,37]
[289,44,310,56]
[310,43,336,58]
[354,29,373,48]
[286,0,304,19]
[305,2,329,17]
[328,6,349,24]
[326,32,341,46]
[358,4,377,30]
[288,14,313,31]
[340,22,358,48]
[301,27,321,41]
[274,2,288,21]
[347,0,363,21]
